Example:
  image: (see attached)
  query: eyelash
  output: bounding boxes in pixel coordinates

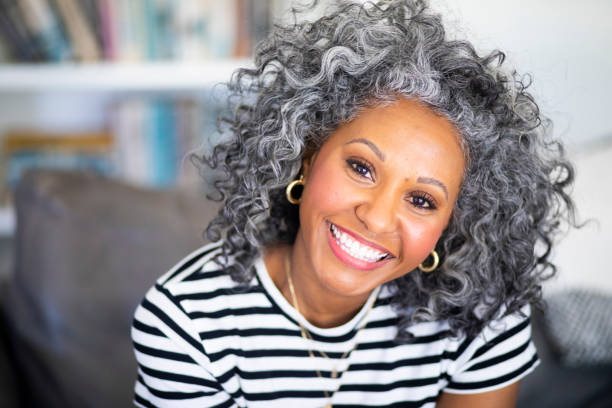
[408,191,437,210]
[346,158,437,211]
[347,158,374,180]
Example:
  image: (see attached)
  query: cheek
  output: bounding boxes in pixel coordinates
[401,219,445,261]
[301,163,348,216]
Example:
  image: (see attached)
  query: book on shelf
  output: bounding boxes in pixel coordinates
[0,0,277,63]
[175,99,204,190]
[0,130,114,203]
[112,98,208,190]
[110,97,214,191]
[0,97,215,202]
[0,0,47,61]
[3,131,113,152]
[52,0,101,61]
[97,0,118,60]
[79,0,104,51]
[0,34,12,62]
[112,99,176,187]
[16,0,71,61]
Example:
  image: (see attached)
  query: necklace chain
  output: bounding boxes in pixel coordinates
[284,251,375,407]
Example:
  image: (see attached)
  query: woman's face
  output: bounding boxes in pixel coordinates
[296,98,465,298]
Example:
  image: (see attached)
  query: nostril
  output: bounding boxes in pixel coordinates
[355,201,397,234]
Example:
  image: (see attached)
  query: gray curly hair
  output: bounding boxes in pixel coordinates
[199,0,576,341]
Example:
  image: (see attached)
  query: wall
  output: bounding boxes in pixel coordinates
[430,0,612,293]
[430,0,612,149]
[550,142,612,294]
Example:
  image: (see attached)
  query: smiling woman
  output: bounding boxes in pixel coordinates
[131,1,575,407]
[290,99,465,319]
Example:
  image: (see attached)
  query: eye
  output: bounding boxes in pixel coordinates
[346,158,374,181]
[408,191,437,210]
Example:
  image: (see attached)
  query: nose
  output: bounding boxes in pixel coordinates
[354,189,399,234]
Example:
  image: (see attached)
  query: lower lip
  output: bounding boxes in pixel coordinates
[327,224,391,271]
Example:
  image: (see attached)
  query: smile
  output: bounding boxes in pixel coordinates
[329,223,392,264]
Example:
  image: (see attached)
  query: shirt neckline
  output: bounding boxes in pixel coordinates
[253,254,380,338]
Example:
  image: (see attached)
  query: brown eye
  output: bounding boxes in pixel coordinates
[347,158,374,181]
[409,192,437,210]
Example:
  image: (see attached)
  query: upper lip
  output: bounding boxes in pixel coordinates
[329,221,396,258]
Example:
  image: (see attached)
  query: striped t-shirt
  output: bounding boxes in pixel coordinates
[132,242,539,407]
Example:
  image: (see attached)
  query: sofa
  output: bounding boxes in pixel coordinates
[0,169,218,407]
[0,169,611,407]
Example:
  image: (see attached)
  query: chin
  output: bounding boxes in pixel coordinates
[317,270,377,298]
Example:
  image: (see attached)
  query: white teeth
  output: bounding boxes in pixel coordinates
[330,224,389,263]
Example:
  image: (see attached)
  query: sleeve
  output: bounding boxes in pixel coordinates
[443,305,540,394]
[131,283,238,408]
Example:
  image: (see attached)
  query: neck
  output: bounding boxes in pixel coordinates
[265,244,371,329]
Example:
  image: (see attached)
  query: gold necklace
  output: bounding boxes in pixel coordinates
[284,251,375,407]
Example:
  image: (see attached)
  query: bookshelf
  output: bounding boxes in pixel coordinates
[0,207,14,236]
[0,0,288,236]
[0,59,248,236]
[0,59,253,92]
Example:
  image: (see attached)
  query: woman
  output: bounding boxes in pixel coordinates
[132,1,575,407]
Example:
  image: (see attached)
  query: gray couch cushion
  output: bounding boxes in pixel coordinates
[3,169,219,408]
[544,289,612,366]
[517,306,612,408]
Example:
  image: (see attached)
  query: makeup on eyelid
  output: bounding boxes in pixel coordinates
[344,138,451,200]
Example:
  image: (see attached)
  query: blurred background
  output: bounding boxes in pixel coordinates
[0,0,609,293]
[0,0,610,290]
[0,0,290,277]
[0,1,610,407]
[0,0,282,212]
[430,0,612,296]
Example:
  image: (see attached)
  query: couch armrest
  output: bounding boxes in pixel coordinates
[3,169,219,408]
[517,306,612,408]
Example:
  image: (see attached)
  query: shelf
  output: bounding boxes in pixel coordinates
[0,59,253,92]
[0,206,15,236]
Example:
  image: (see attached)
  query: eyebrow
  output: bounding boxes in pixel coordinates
[344,138,385,161]
[417,176,448,200]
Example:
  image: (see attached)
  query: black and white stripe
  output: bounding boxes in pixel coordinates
[132,242,539,407]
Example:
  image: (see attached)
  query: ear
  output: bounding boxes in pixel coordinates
[301,150,319,182]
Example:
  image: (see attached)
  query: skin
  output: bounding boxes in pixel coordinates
[264,97,520,406]
[436,382,520,408]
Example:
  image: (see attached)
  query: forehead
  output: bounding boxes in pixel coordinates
[326,98,463,159]
[310,97,466,198]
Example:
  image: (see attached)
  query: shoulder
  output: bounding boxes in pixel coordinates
[130,242,229,372]
[132,241,240,344]
[139,241,264,320]
[131,242,247,407]
[131,241,266,359]
[156,241,226,286]
[134,241,268,331]
[443,304,539,394]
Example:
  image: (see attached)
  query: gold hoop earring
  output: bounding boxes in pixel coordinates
[285,174,304,204]
[418,250,439,273]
